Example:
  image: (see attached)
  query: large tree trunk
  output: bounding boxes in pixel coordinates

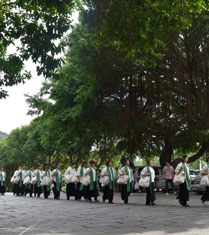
[171,142,207,168]
[160,137,173,167]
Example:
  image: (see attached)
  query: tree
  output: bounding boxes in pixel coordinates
[0,0,77,98]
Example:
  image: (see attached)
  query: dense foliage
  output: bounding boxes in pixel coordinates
[1,1,209,186]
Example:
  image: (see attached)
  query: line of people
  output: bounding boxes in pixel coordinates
[1,156,209,206]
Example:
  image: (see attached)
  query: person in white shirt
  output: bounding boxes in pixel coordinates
[119,159,132,204]
[76,161,87,201]
[13,166,21,195]
[17,164,26,196]
[52,163,62,200]
[175,155,191,207]
[201,156,209,205]
[65,163,77,200]
[85,160,99,202]
[25,166,34,197]
[0,167,6,195]
[101,160,115,203]
[42,165,51,199]
[34,164,43,198]
[141,160,156,206]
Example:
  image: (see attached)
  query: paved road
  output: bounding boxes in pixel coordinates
[0,192,209,235]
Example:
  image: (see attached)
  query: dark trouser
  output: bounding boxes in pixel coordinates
[34,184,42,197]
[121,184,131,203]
[201,186,209,201]
[76,183,87,200]
[177,182,189,205]
[0,182,6,195]
[165,179,175,193]
[43,186,50,199]
[146,183,156,204]
[17,181,25,196]
[13,184,18,195]
[25,184,33,196]
[66,183,76,199]
[53,181,61,199]
[103,182,114,203]
[87,182,99,200]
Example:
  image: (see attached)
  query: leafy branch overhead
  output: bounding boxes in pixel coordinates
[0,0,76,98]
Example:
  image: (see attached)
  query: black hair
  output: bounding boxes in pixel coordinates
[90,160,95,165]
[147,160,151,166]
[82,161,87,167]
[106,160,112,166]
[182,155,188,162]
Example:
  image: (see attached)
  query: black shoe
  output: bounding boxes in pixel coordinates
[151,203,156,206]
[146,202,151,205]
[183,204,190,207]
[124,200,128,204]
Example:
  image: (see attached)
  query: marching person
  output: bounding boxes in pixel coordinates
[65,162,77,200]
[175,155,191,207]
[17,164,26,196]
[25,166,34,197]
[119,159,132,204]
[76,161,87,201]
[0,167,6,195]
[13,166,21,196]
[34,164,43,198]
[52,163,62,200]
[141,160,156,206]
[101,160,115,203]
[201,156,209,205]
[42,165,51,199]
[163,161,176,195]
[85,160,99,202]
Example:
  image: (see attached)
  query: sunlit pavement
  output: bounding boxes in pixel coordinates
[0,192,209,235]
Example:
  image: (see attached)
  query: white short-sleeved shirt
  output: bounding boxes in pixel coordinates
[140,167,155,182]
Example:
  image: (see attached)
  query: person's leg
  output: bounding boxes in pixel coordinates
[146,187,151,205]
[170,179,176,193]
[165,179,169,194]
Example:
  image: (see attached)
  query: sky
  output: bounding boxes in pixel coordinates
[0,11,79,134]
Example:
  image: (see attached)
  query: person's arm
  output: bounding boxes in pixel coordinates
[201,166,208,176]
[141,167,150,177]
[163,167,166,178]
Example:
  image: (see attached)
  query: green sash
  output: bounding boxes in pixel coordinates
[28,170,32,189]
[107,167,114,190]
[79,167,84,191]
[89,168,99,191]
[37,170,41,187]
[56,169,61,191]
[147,167,152,190]
[125,166,130,192]
[0,171,3,187]
[89,168,94,190]
[183,163,191,191]
[19,171,22,187]
[47,171,51,191]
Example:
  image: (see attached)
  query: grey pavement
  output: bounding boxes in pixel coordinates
[0,192,209,235]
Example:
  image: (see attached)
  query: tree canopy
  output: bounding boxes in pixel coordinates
[1,0,209,185]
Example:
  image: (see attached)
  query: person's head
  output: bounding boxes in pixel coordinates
[115,167,118,171]
[21,164,25,170]
[106,160,113,167]
[206,156,209,163]
[18,166,21,170]
[182,155,188,163]
[71,162,76,168]
[147,160,153,167]
[1,166,4,171]
[90,160,95,167]
[56,163,61,169]
[165,161,170,167]
[125,159,130,166]
[38,164,42,170]
[30,165,34,171]
[45,165,49,171]
[82,161,87,167]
